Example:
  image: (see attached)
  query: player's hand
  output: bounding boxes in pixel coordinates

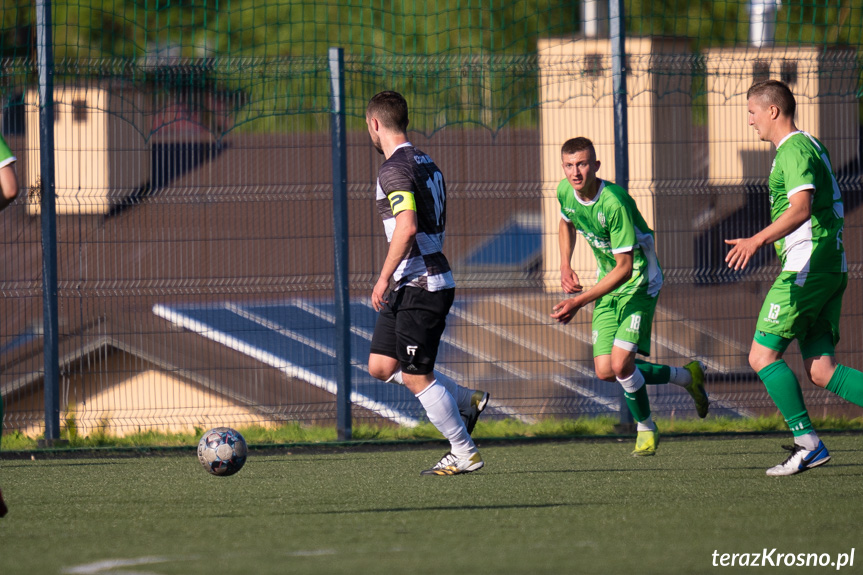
[724,237,761,271]
[560,268,583,294]
[551,297,584,325]
[371,276,390,312]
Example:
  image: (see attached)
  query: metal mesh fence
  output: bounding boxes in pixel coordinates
[1,0,862,437]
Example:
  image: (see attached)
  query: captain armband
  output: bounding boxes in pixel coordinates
[388,191,416,215]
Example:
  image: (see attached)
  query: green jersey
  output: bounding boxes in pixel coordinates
[0,134,15,169]
[557,179,663,297]
[769,131,846,273]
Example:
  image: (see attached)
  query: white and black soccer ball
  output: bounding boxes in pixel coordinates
[197,427,248,476]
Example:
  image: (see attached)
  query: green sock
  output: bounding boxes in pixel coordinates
[758,359,813,437]
[635,359,671,385]
[826,364,863,408]
[623,385,652,422]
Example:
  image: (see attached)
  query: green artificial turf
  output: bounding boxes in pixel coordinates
[2,435,862,574]
[4,414,863,452]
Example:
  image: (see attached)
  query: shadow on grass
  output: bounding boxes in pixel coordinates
[306,502,591,515]
[0,460,130,469]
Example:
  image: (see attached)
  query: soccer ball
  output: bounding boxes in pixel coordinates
[197,427,248,476]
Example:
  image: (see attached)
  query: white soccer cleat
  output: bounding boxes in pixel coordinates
[420,451,484,476]
[766,441,831,476]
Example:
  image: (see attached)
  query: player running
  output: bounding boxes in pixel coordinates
[725,80,863,476]
[364,91,487,475]
[551,137,708,456]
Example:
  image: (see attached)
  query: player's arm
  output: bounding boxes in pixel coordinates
[558,217,582,294]
[0,163,18,212]
[551,251,633,325]
[724,189,812,271]
[372,191,417,312]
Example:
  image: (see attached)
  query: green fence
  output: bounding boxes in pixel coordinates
[1,0,862,440]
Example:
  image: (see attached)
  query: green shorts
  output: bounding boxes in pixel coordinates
[592,290,657,357]
[754,271,847,357]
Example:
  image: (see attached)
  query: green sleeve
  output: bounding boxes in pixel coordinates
[607,198,636,253]
[556,178,570,221]
[0,134,14,167]
[781,145,817,196]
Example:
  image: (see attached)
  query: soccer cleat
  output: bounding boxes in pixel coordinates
[0,487,7,518]
[683,360,709,418]
[631,428,659,456]
[766,441,831,476]
[420,451,484,476]
[461,390,490,435]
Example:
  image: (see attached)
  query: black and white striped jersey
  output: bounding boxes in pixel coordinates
[375,142,455,292]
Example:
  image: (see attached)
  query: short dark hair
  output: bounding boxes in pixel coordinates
[747,80,796,119]
[367,91,409,132]
[561,137,596,160]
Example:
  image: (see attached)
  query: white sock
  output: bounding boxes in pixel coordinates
[636,416,656,432]
[668,366,691,387]
[392,370,472,412]
[795,431,821,452]
[435,373,473,411]
[415,380,475,458]
[619,370,655,430]
[617,369,645,393]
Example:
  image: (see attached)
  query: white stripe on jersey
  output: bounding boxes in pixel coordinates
[635,225,663,298]
[395,258,454,290]
[783,220,814,273]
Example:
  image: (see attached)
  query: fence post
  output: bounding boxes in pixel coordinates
[329,47,352,441]
[610,0,634,430]
[36,0,61,444]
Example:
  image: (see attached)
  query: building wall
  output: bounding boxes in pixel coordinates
[25,83,149,215]
[704,46,859,186]
[6,351,275,437]
[538,37,693,291]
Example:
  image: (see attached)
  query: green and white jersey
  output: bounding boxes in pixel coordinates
[769,131,846,273]
[0,134,15,169]
[557,178,663,297]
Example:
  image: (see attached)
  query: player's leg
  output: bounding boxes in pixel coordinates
[368,293,401,380]
[391,287,481,476]
[624,292,708,416]
[800,274,863,407]
[383,369,488,434]
[823,361,863,406]
[752,338,829,476]
[634,360,708,418]
[595,295,658,455]
[368,292,488,433]
[639,360,708,418]
[593,297,653,428]
[591,296,619,382]
[612,345,659,456]
[752,273,830,475]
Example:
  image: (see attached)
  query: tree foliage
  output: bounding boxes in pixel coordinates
[2,0,861,133]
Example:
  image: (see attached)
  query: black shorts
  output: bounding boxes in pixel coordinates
[369,286,455,375]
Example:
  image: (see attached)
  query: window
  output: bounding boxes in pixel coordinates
[72,99,88,123]
[780,61,797,85]
[752,60,770,84]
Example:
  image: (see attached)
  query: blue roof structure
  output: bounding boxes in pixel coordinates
[154,296,740,424]
[463,214,542,272]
